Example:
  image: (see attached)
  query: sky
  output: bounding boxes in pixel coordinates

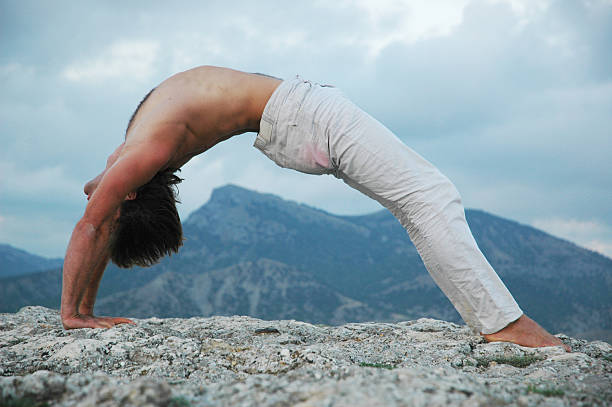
[1,0,611,259]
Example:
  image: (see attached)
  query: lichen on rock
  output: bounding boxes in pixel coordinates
[1,306,610,406]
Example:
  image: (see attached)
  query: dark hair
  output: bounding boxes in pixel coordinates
[110,169,184,268]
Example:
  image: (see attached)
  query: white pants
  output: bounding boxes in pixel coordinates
[254,77,523,334]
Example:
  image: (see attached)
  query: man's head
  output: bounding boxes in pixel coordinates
[109,169,183,268]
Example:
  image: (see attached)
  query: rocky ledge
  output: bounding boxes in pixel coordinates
[0,307,610,407]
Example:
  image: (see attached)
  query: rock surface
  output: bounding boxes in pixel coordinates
[1,307,611,406]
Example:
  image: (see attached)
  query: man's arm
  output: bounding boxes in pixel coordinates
[61,141,173,329]
[83,143,125,199]
[77,253,109,316]
[61,216,130,328]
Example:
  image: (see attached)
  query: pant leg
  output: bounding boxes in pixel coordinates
[329,99,523,334]
[255,79,523,334]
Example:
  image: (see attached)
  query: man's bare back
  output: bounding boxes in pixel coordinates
[125,66,281,170]
[83,67,280,200]
[62,65,569,352]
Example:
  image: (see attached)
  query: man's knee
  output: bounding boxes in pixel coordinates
[406,171,464,223]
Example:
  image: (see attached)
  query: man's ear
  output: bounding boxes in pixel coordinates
[126,191,137,200]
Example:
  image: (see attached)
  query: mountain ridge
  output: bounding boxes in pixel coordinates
[1,184,610,343]
[0,243,63,278]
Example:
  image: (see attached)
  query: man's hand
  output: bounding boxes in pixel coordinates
[61,313,135,330]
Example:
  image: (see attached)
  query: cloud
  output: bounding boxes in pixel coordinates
[584,240,612,259]
[0,163,82,201]
[62,40,160,83]
[335,0,470,57]
[532,218,607,237]
[327,0,551,58]
[532,217,612,258]
[0,63,35,77]
[1,0,610,258]
[0,213,74,258]
[487,0,552,23]
[0,163,84,257]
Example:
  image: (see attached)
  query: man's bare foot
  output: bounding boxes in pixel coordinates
[481,315,571,352]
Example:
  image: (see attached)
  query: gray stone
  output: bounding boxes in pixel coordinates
[0,306,610,406]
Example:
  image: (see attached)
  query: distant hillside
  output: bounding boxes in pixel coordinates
[1,185,610,343]
[0,267,62,311]
[0,243,63,278]
[97,259,384,324]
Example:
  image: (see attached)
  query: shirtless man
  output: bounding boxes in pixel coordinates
[61,66,570,351]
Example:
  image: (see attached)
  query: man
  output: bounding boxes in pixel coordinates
[61,66,569,351]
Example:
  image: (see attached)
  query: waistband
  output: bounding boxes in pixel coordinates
[262,76,311,123]
[257,76,310,145]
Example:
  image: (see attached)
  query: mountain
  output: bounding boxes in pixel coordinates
[0,243,63,278]
[97,259,383,324]
[0,268,62,312]
[1,185,610,342]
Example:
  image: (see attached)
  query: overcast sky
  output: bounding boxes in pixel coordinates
[1,0,611,259]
